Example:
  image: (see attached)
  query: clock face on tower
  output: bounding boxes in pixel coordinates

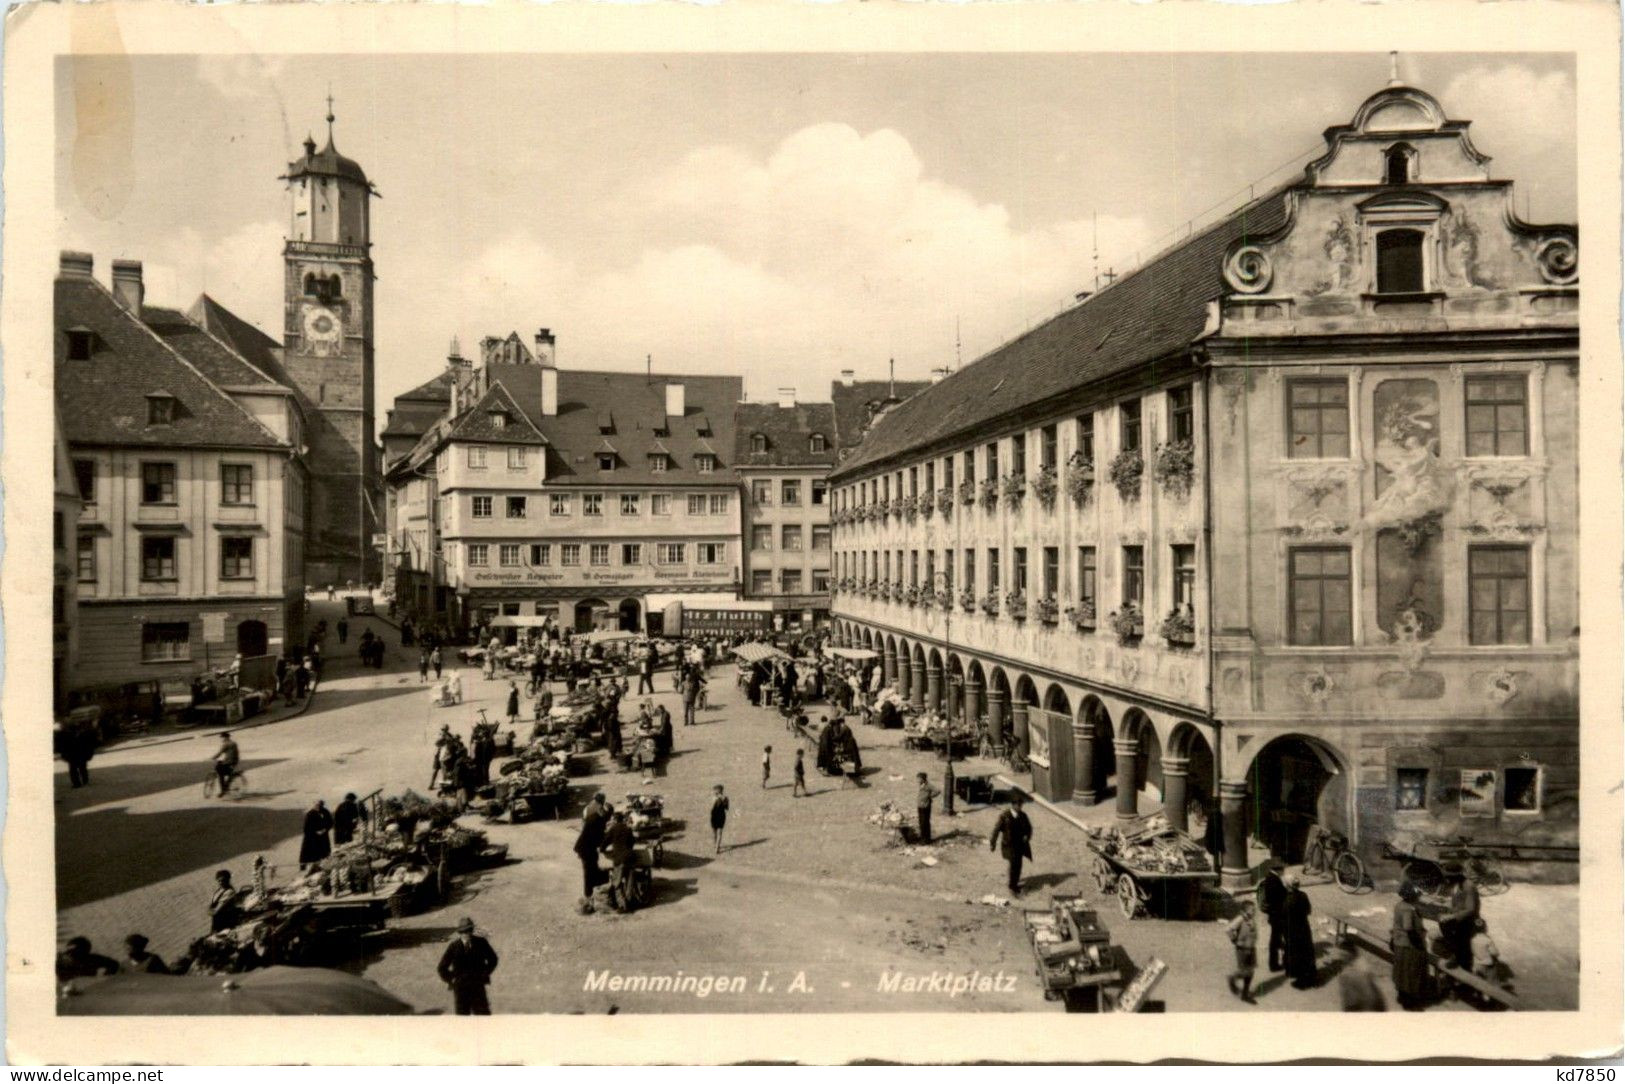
[299,302,344,357]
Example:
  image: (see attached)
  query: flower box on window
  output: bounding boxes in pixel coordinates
[903,495,919,522]
[1153,439,1195,499]
[1002,473,1027,509]
[1066,451,1096,506]
[1108,449,1144,503]
[1035,596,1059,624]
[1159,607,1196,647]
[1005,590,1028,620]
[978,478,1000,510]
[1032,465,1059,508]
[903,585,921,607]
[937,487,955,516]
[934,589,953,610]
[960,588,978,613]
[920,493,934,520]
[1109,602,1145,645]
[1065,599,1097,631]
[980,591,1001,616]
[959,479,978,507]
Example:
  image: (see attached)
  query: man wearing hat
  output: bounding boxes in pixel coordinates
[437,917,499,1015]
[988,792,1034,897]
[1257,858,1289,973]
[1437,862,1481,971]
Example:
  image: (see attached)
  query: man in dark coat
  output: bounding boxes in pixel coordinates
[599,811,637,910]
[1437,863,1482,972]
[471,729,495,786]
[989,793,1034,896]
[298,799,333,870]
[916,772,940,844]
[1258,860,1289,972]
[1281,872,1318,988]
[56,937,120,982]
[637,646,655,695]
[574,794,610,898]
[332,793,361,846]
[437,917,498,1015]
[61,721,95,788]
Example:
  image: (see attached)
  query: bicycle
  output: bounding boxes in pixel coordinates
[203,765,249,799]
[1381,837,1508,897]
[1301,825,1369,893]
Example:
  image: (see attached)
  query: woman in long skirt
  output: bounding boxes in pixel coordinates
[1281,874,1318,988]
[299,799,334,870]
[1390,882,1431,1009]
[710,785,730,854]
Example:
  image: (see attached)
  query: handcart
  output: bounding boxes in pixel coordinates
[1086,815,1217,920]
[1022,894,1121,1011]
[624,793,670,865]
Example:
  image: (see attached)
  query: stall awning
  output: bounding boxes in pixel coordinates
[828,647,879,661]
[489,615,553,628]
[584,629,638,645]
[733,642,788,663]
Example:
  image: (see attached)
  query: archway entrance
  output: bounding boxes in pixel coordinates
[617,598,641,632]
[574,598,609,633]
[1247,735,1352,864]
[236,619,268,658]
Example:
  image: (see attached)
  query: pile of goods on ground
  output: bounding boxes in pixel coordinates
[1086,814,1213,874]
[866,800,912,836]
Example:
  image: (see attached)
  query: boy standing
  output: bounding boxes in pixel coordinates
[761,746,772,789]
[1226,899,1258,1003]
[792,749,808,796]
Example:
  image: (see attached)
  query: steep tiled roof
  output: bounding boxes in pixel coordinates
[187,294,299,390]
[382,370,457,439]
[463,364,741,487]
[734,401,838,468]
[831,184,1294,479]
[56,276,286,449]
[831,379,931,452]
[444,381,548,446]
[142,306,282,389]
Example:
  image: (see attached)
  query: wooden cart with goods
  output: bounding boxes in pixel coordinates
[1086,815,1218,920]
[182,903,323,975]
[623,793,671,865]
[1022,895,1121,1012]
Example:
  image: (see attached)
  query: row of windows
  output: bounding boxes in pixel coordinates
[839,544,1193,613]
[463,541,728,568]
[750,569,830,594]
[74,461,258,507]
[834,372,1533,513]
[83,535,258,583]
[465,444,720,474]
[465,492,732,520]
[1392,764,1542,815]
[835,390,1192,512]
[751,525,832,551]
[747,433,829,455]
[749,479,829,507]
[840,542,1532,646]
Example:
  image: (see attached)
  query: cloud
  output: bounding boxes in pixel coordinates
[443,122,1156,394]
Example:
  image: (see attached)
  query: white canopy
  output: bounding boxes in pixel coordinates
[489,615,552,628]
[733,642,789,664]
[584,629,638,645]
[828,647,880,661]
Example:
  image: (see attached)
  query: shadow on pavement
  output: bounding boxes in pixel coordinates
[1021,871,1077,892]
[652,875,699,907]
[327,923,460,976]
[659,849,713,870]
[300,682,437,723]
[57,802,308,909]
[57,757,289,810]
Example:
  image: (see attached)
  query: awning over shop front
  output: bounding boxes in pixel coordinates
[643,592,764,612]
[828,647,880,661]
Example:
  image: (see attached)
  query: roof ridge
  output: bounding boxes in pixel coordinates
[180,307,289,391]
[80,277,287,449]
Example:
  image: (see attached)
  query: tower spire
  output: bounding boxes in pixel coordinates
[325,85,336,143]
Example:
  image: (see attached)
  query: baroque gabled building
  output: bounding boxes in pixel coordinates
[829,81,1579,885]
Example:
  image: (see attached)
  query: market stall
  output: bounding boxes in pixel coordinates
[1086,813,1217,920]
[1022,895,1121,1011]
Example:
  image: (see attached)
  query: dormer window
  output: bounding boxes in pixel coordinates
[648,453,669,473]
[750,433,768,454]
[696,454,717,474]
[1376,228,1426,294]
[598,412,615,435]
[1383,143,1415,185]
[66,328,94,361]
[489,410,508,430]
[146,393,175,426]
[809,433,828,453]
[597,453,616,471]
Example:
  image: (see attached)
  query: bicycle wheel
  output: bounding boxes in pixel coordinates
[1302,841,1324,876]
[1403,860,1442,896]
[203,774,217,799]
[1333,851,1367,893]
[1470,857,1509,895]
[231,771,248,796]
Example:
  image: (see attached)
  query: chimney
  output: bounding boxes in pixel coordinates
[839,369,855,387]
[59,251,94,278]
[541,366,558,417]
[665,381,685,419]
[777,387,796,409]
[535,327,556,369]
[111,260,144,313]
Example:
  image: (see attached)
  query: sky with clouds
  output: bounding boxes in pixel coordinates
[56,52,1576,422]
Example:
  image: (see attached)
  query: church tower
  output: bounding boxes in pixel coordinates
[281,100,381,586]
